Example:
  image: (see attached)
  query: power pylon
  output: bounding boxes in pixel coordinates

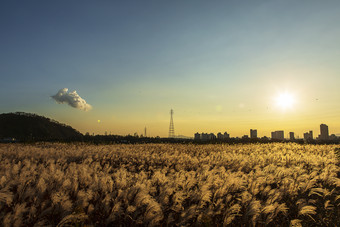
[169,109,175,138]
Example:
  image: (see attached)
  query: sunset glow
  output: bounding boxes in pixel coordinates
[1,1,340,138]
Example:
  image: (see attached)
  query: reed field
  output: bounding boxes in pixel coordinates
[0,143,339,226]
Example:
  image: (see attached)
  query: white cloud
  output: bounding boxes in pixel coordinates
[51,88,92,111]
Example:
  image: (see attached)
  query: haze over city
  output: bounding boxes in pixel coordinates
[1,1,340,137]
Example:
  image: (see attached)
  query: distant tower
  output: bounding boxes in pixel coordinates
[250,129,257,139]
[169,109,175,138]
[144,127,147,137]
[320,124,329,140]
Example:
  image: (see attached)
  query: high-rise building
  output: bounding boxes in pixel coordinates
[194,133,200,140]
[320,124,329,140]
[271,131,284,140]
[250,129,257,139]
[277,131,284,140]
[271,131,275,139]
[289,132,295,140]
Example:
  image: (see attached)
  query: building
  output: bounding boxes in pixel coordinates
[271,131,284,140]
[217,132,230,140]
[261,136,269,141]
[224,132,230,139]
[201,133,209,141]
[271,132,275,139]
[289,132,295,140]
[250,129,257,139]
[330,134,338,140]
[320,124,329,140]
[208,133,216,140]
[195,131,228,141]
[304,131,313,140]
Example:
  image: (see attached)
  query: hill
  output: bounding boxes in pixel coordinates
[0,112,83,142]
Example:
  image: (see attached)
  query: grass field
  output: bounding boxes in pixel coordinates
[0,143,339,226]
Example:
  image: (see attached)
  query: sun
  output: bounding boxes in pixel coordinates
[275,92,295,110]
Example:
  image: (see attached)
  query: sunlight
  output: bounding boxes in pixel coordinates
[275,92,296,110]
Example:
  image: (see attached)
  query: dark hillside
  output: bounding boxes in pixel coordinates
[0,112,83,142]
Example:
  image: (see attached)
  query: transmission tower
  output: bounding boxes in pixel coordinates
[169,109,175,138]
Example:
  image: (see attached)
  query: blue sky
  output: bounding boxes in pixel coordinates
[1,1,340,137]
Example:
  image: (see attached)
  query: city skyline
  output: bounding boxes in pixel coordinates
[194,123,337,140]
[1,1,340,137]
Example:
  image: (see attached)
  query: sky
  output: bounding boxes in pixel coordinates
[1,0,340,138]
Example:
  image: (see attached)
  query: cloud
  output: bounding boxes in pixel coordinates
[51,88,92,111]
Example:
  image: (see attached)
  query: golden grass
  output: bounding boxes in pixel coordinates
[0,143,339,226]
